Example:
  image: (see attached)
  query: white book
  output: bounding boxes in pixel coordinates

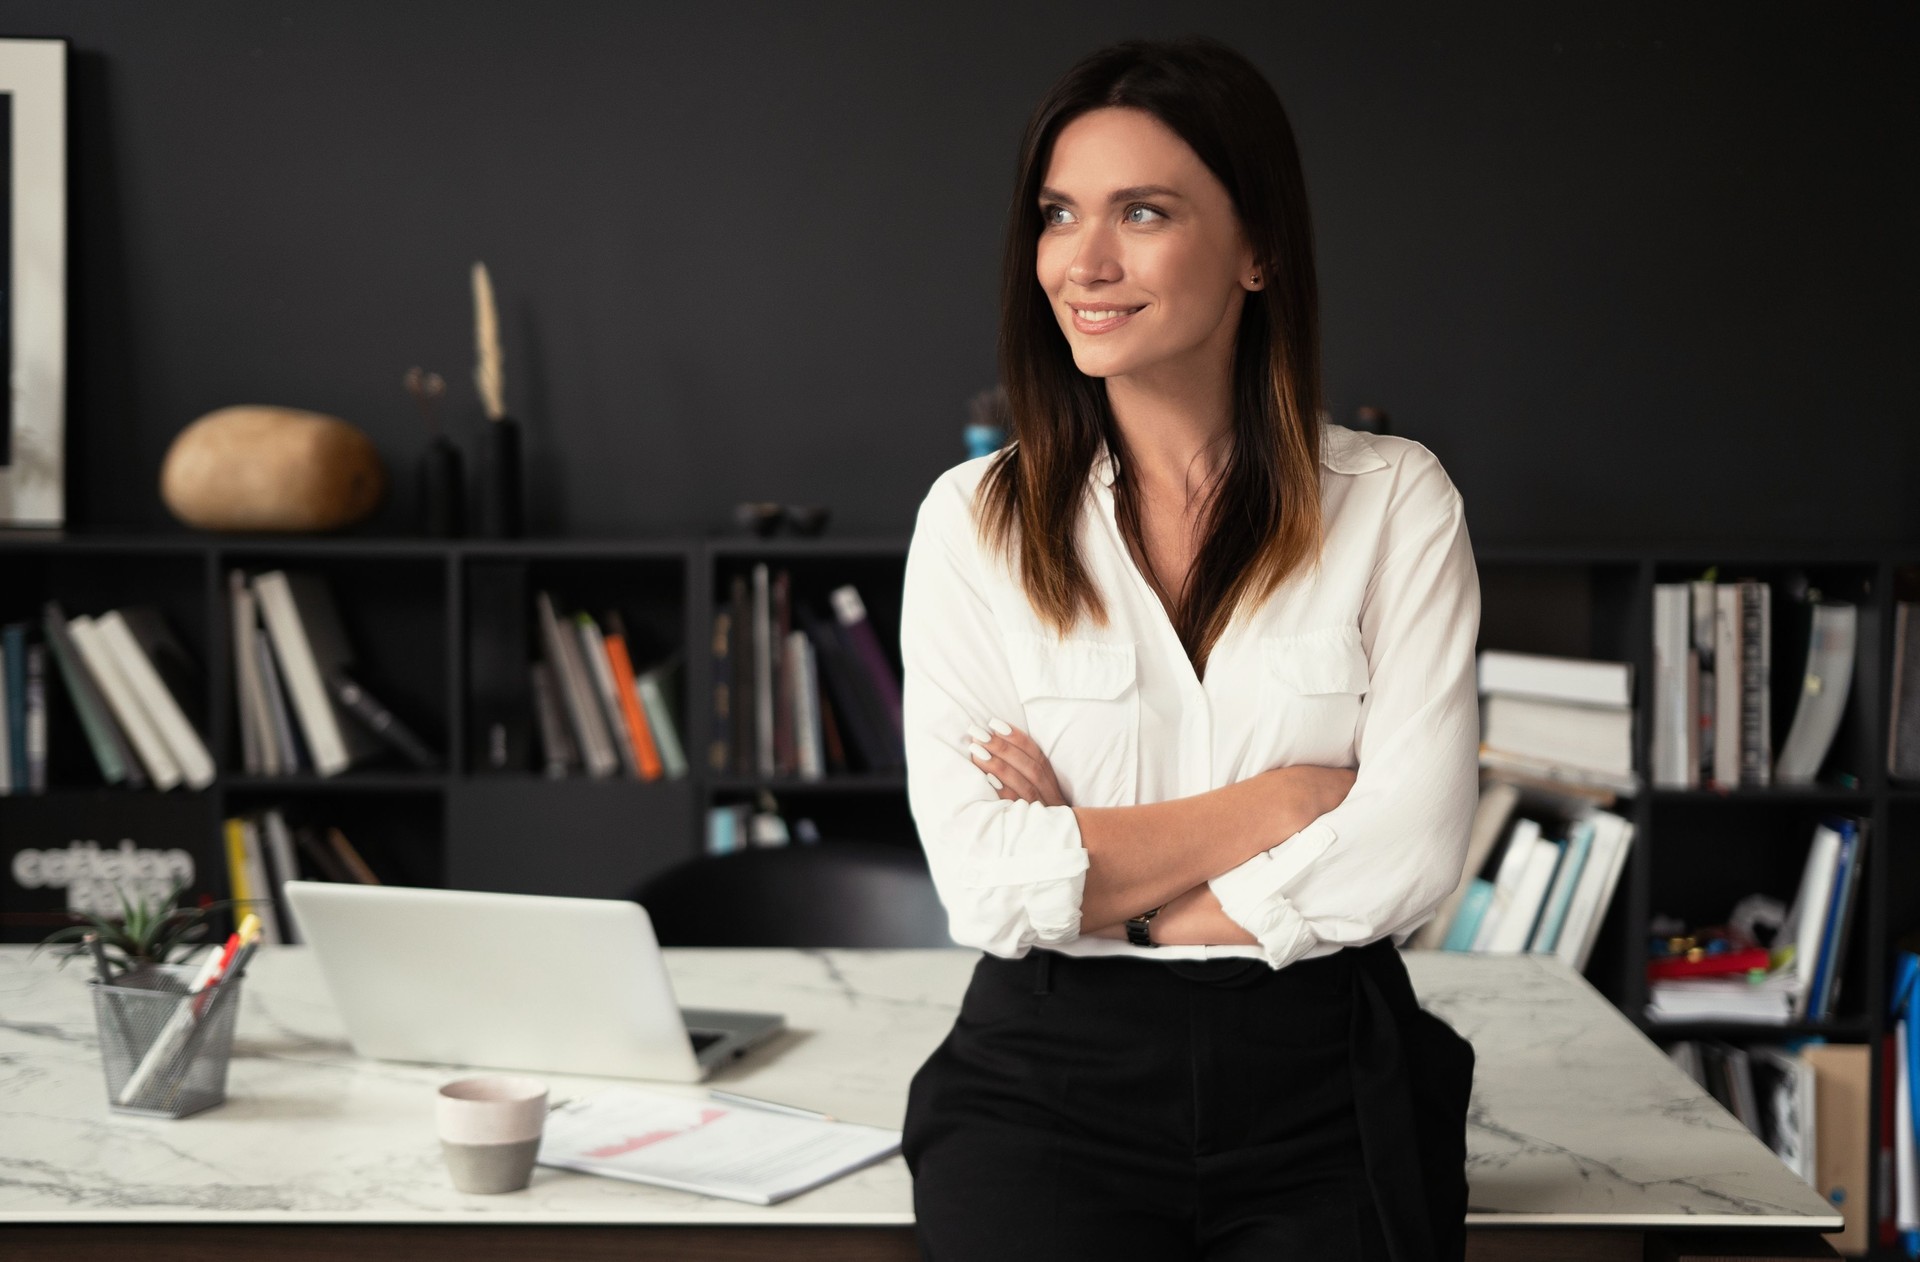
[94,610,215,790]
[1471,817,1542,952]
[1714,585,1744,790]
[788,630,822,780]
[230,569,273,776]
[253,571,350,776]
[67,615,182,791]
[537,592,616,778]
[1784,822,1843,1019]
[1477,648,1633,709]
[1651,584,1695,789]
[1557,811,1635,974]
[256,633,301,773]
[576,614,637,778]
[537,1085,901,1205]
[1481,694,1634,777]
[1486,837,1563,955]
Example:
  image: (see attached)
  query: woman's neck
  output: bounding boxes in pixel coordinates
[1106,365,1234,513]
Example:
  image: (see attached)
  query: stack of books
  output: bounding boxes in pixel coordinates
[1475,649,1639,795]
[2,602,214,794]
[230,569,438,778]
[220,805,382,945]
[1652,573,1858,790]
[1645,815,1868,1025]
[530,593,686,781]
[709,565,902,780]
[1411,779,1635,971]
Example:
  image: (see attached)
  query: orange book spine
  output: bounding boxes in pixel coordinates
[604,631,663,780]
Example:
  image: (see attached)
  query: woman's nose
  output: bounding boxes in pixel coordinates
[1067,225,1122,286]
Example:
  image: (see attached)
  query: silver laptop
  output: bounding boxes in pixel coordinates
[281,881,785,1081]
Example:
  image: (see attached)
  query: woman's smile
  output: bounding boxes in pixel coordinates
[1070,302,1146,333]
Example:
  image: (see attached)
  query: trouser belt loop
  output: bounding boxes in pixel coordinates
[1032,948,1053,995]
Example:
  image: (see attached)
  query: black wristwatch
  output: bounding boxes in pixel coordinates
[1124,904,1165,948]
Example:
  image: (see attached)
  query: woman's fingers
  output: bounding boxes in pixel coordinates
[966,720,1061,806]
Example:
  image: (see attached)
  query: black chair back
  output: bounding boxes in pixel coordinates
[635,840,953,948]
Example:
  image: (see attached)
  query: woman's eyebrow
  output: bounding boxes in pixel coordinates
[1037,184,1186,206]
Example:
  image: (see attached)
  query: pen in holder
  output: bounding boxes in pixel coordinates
[92,960,247,1119]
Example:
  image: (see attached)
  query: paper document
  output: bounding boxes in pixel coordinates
[536,1085,901,1205]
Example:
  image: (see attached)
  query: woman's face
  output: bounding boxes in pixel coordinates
[1035,106,1258,387]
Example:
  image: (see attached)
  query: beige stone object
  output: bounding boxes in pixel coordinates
[160,405,385,532]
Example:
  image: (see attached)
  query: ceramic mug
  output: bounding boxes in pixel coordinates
[434,1074,548,1194]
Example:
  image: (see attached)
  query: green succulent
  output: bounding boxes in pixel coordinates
[30,879,241,978]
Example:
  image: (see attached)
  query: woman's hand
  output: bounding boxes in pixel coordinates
[964,718,1068,808]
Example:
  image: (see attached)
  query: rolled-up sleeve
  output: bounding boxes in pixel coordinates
[1208,457,1482,970]
[899,471,1089,958]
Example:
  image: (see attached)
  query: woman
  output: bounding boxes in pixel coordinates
[897,34,1479,1262]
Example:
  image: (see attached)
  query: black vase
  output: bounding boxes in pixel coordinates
[419,434,465,537]
[483,416,524,538]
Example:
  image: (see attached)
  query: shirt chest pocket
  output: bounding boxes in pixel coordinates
[1260,623,1370,766]
[1004,633,1139,809]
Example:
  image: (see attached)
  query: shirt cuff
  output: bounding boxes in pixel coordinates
[1207,819,1339,969]
[954,802,1090,947]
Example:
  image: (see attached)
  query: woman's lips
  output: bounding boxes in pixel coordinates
[1070,304,1144,334]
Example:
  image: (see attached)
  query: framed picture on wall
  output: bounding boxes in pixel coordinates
[0,37,67,529]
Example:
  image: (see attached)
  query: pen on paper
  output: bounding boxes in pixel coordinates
[708,1089,836,1122]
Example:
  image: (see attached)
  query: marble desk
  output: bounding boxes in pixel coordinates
[0,944,1841,1261]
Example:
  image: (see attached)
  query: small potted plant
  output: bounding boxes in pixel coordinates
[30,879,239,977]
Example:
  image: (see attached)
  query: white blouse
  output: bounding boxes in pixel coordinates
[897,421,1482,971]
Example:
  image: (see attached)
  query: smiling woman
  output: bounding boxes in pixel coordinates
[896,32,1481,1262]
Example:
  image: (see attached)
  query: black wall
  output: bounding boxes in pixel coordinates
[8,2,1916,546]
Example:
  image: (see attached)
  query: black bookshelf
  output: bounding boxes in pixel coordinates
[2,531,1915,1254]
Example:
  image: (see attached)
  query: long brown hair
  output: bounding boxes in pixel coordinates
[974,35,1326,679]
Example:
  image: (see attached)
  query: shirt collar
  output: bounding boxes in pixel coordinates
[1088,421,1387,488]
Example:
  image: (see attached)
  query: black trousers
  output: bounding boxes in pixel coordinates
[901,936,1474,1262]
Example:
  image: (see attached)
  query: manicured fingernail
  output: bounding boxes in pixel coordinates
[988,718,1012,735]
[966,724,991,743]
[986,773,1004,790]
[968,742,991,762]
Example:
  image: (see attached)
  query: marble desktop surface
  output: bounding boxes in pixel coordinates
[0,945,1838,1229]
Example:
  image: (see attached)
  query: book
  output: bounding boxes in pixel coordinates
[41,601,141,787]
[753,564,773,776]
[1651,583,1694,789]
[536,591,616,778]
[68,614,182,791]
[1477,648,1633,709]
[325,827,381,885]
[530,659,575,778]
[1775,601,1855,785]
[253,570,385,777]
[1470,817,1542,952]
[1527,816,1594,955]
[259,807,303,943]
[2,624,22,791]
[256,631,305,773]
[603,611,663,781]
[634,654,688,779]
[576,611,638,778]
[1481,694,1634,779]
[536,1085,901,1205]
[1554,808,1634,974]
[96,608,215,790]
[230,569,272,776]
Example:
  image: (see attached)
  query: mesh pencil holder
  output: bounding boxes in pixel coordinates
[90,961,245,1119]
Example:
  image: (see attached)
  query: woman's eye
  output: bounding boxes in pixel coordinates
[1125,204,1165,224]
[1041,204,1071,226]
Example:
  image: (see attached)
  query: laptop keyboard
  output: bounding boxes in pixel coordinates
[689,1029,725,1054]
